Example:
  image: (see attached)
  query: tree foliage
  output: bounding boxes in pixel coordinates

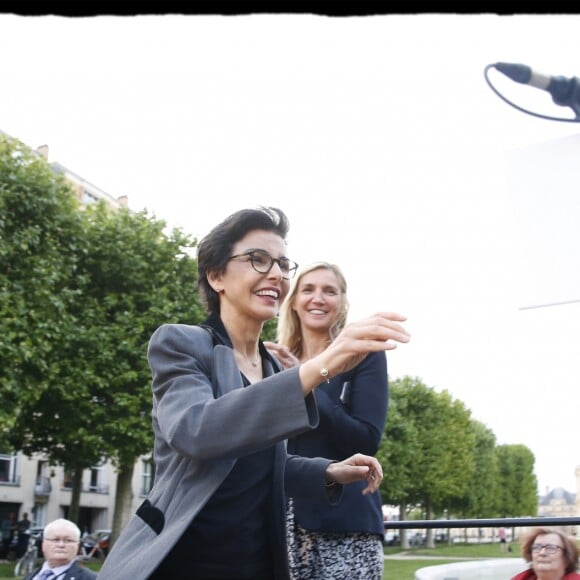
[377,377,421,508]
[495,444,538,517]
[0,133,85,448]
[0,132,205,524]
[68,202,204,469]
[448,419,499,518]
[378,375,539,542]
[261,318,278,342]
[379,376,477,546]
[380,376,476,510]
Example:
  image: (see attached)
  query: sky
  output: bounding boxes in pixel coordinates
[1,13,579,496]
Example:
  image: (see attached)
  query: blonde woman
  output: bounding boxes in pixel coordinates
[267,262,400,580]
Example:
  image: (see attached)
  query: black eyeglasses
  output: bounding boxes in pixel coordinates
[228,249,298,280]
[531,543,564,554]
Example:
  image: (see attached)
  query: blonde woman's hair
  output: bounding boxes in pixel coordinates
[276,262,349,359]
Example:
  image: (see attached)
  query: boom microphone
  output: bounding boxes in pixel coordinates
[494,62,580,116]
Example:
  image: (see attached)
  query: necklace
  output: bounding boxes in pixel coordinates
[235,349,259,367]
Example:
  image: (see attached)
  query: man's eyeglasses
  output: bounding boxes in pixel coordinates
[228,250,298,280]
[44,537,79,545]
[531,543,564,555]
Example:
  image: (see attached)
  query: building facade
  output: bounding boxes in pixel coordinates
[0,451,152,536]
[537,483,578,537]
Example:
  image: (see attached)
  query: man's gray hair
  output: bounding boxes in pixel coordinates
[43,518,81,540]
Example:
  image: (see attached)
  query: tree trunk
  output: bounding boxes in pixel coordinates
[425,499,435,548]
[68,467,83,524]
[399,503,410,549]
[110,461,135,547]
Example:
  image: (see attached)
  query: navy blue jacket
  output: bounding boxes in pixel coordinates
[287,351,388,535]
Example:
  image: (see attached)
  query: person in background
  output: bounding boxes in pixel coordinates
[511,526,580,579]
[499,526,509,552]
[23,518,97,580]
[97,207,410,580]
[265,261,395,580]
[1,512,16,559]
[16,512,31,558]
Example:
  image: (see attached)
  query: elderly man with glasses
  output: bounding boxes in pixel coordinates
[24,518,96,580]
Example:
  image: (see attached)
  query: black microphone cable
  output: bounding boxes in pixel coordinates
[484,62,580,123]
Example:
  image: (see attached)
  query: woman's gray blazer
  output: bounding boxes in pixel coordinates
[97,323,341,580]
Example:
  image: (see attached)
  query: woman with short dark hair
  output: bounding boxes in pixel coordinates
[98,206,410,580]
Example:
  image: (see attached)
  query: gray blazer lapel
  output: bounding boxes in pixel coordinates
[212,345,244,396]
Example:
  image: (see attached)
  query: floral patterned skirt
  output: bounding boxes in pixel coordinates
[286,498,384,580]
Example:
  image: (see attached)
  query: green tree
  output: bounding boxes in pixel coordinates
[261,318,278,342]
[451,419,499,518]
[377,377,421,510]
[379,376,476,548]
[63,201,204,535]
[0,133,103,526]
[1,133,205,533]
[0,133,84,451]
[495,444,538,518]
[446,419,500,543]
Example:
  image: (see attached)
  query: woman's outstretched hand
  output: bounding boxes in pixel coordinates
[329,311,410,358]
[325,453,384,495]
[299,312,410,393]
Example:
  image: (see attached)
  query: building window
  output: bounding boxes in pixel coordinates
[89,464,105,492]
[140,459,154,496]
[0,452,17,484]
[34,460,52,495]
[0,453,16,483]
[32,503,47,528]
[82,189,99,204]
[63,469,73,489]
